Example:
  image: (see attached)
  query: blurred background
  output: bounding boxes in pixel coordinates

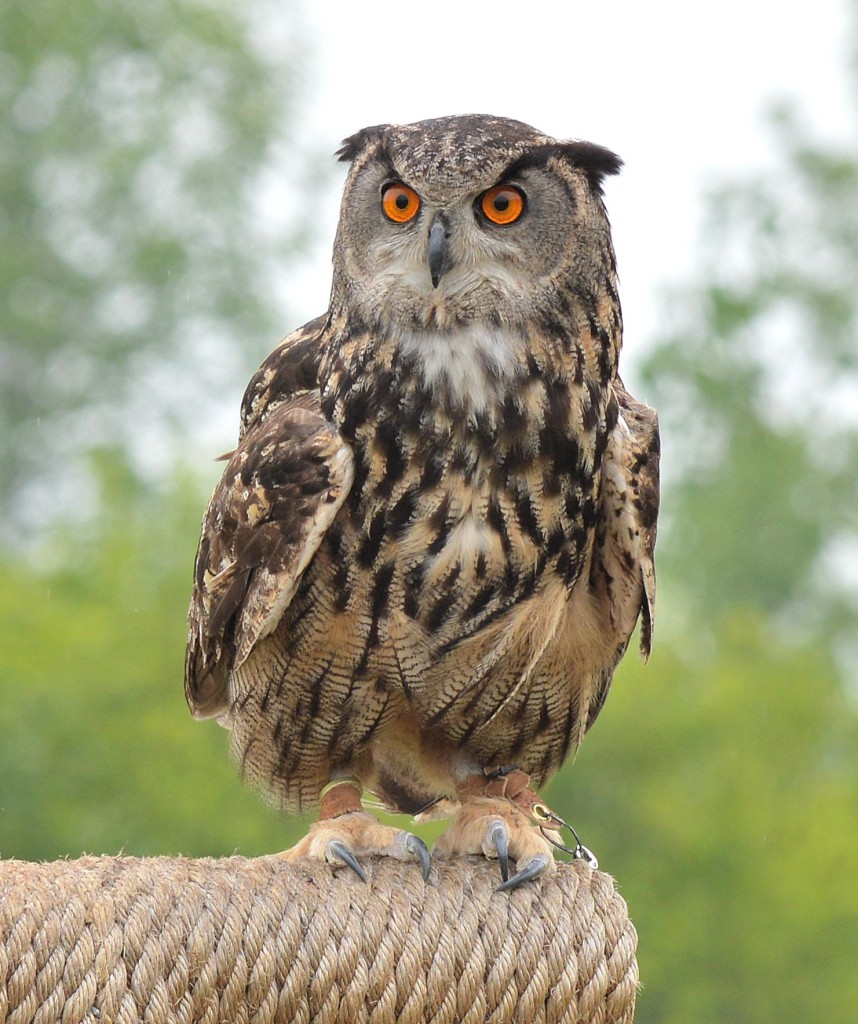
[2,1,857,1020]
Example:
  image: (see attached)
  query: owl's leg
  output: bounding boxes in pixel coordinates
[433,770,557,890]
[279,778,431,881]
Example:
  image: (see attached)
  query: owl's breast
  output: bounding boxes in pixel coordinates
[337,396,602,658]
[311,324,614,674]
[404,467,597,645]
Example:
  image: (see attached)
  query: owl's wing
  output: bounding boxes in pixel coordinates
[238,314,328,439]
[591,382,660,657]
[185,317,354,719]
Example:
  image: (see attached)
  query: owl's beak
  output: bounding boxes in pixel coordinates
[427,215,453,288]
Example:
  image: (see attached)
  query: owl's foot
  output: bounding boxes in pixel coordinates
[432,770,560,890]
[434,794,555,890]
[280,779,431,882]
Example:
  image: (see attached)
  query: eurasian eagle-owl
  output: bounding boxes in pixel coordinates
[186,114,659,889]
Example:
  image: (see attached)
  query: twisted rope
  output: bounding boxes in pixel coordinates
[0,855,637,1024]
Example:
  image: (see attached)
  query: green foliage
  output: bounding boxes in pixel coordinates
[0,0,314,534]
[0,455,310,859]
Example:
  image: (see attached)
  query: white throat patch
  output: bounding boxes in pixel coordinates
[397,325,527,413]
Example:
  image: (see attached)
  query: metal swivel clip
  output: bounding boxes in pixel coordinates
[530,803,599,870]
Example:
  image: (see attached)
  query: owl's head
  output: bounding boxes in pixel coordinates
[330,114,622,333]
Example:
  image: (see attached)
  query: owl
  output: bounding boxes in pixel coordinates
[186,115,659,889]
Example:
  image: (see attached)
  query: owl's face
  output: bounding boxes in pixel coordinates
[331,115,622,334]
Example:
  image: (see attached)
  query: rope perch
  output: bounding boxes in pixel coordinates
[0,855,637,1024]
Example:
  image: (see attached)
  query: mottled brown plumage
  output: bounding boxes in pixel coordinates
[186,115,659,885]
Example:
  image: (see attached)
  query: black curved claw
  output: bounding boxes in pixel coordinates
[327,839,367,882]
[405,832,432,880]
[487,819,510,883]
[496,853,551,892]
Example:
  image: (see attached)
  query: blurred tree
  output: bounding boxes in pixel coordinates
[0,0,316,539]
[637,102,858,651]
[0,453,310,859]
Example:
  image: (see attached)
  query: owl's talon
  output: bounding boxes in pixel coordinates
[326,839,367,881]
[487,819,510,882]
[496,852,551,891]
[404,832,432,880]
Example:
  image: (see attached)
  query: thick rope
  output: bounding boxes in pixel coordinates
[0,855,637,1024]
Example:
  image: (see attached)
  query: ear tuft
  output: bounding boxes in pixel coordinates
[557,141,623,184]
[336,124,388,163]
[503,140,623,191]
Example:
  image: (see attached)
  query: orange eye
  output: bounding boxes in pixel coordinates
[382,183,421,223]
[480,185,525,225]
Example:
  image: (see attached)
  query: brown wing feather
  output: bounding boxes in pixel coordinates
[591,380,660,658]
[240,313,328,438]
[185,318,353,719]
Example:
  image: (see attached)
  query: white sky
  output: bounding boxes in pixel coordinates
[282,0,855,356]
